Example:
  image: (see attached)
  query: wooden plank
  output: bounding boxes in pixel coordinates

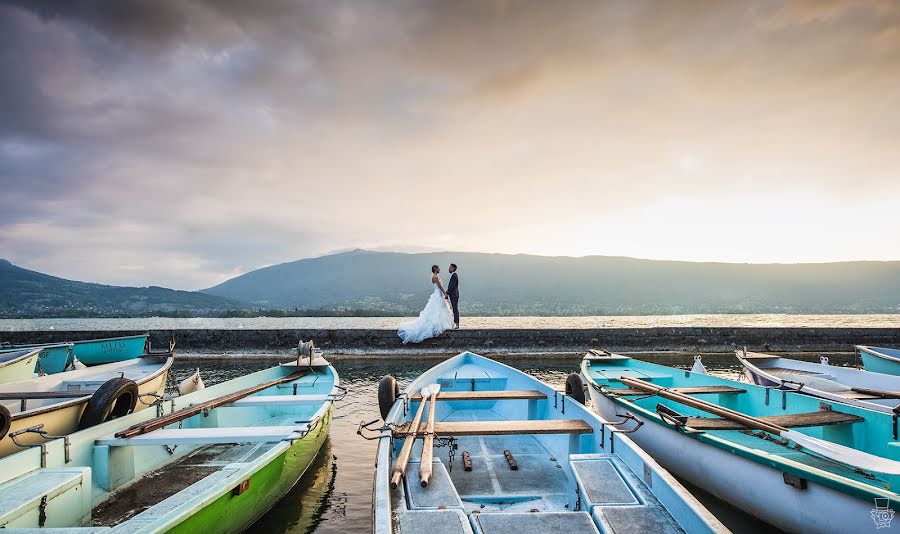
[610,385,746,396]
[849,387,900,400]
[685,410,864,431]
[409,390,547,401]
[417,419,593,436]
[228,394,330,406]
[115,370,307,438]
[0,390,93,400]
[98,426,302,446]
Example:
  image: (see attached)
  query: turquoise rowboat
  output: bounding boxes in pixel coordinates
[581,350,900,534]
[367,352,727,534]
[6,334,149,368]
[0,354,339,532]
[0,349,41,385]
[857,345,900,376]
[0,343,74,375]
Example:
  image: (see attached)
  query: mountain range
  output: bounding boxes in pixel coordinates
[3,250,900,317]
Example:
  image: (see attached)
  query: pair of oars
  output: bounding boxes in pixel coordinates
[620,376,900,475]
[389,383,441,489]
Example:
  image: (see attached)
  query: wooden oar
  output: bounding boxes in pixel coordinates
[390,386,431,489]
[115,370,306,438]
[419,383,441,487]
[620,377,900,475]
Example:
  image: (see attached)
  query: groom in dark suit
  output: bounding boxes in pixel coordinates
[446,263,460,329]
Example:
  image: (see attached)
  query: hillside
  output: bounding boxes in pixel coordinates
[0,259,239,317]
[202,250,900,315]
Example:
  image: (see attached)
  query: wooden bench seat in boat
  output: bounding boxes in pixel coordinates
[683,410,864,431]
[0,467,91,528]
[96,426,304,447]
[226,394,330,406]
[414,419,593,437]
[405,459,463,510]
[471,511,600,534]
[409,390,546,401]
[609,385,746,396]
[395,509,474,534]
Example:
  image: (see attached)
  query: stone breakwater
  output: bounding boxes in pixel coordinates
[2,327,899,354]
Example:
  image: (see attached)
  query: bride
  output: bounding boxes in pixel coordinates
[397,264,455,344]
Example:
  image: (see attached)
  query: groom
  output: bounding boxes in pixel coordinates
[445,263,460,329]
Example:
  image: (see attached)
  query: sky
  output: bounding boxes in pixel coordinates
[1,0,899,290]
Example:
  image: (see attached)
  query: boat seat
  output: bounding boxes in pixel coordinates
[0,468,91,528]
[685,410,864,431]
[593,505,684,534]
[96,426,304,446]
[609,385,746,396]
[570,456,640,509]
[471,512,600,534]
[227,394,330,406]
[394,509,474,534]
[108,465,244,533]
[416,419,593,436]
[410,391,547,401]
[405,459,463,510]
[569,454,684,534]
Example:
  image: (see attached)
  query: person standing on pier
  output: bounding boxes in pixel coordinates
[446,263,460,329]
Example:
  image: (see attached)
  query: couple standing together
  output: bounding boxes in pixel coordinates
[397,263,460,344]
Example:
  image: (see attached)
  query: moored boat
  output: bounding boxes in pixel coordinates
[0,343,74,376]
[4,333,151,367]
[739,348,900,414]
[0,355,174,458]
[364,351,727,534]
[0,348,41,385]
[857,345,900,376]
[582,349,900,533]
[0,350,340,532]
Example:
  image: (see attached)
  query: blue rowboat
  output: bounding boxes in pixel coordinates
[0,349,41,385]
[0,353,339,531]
[857,345,900,376]
[6,334,149,367]
[739,349,900,415]
[582,349,900,533]
[366,351,726,534]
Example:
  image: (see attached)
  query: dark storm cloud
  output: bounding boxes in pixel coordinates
[1,1,900,288]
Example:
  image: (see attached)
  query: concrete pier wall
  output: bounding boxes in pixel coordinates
[2,327,898,354]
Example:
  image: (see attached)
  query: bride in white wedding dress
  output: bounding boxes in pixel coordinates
[397,264,455,344]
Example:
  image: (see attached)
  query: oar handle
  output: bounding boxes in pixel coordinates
[419,388,440,487]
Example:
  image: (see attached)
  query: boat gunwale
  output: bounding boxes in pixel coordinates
[7,356,174,421]
[580,356,900,506]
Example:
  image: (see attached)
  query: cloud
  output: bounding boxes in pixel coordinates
[1,1,899,289]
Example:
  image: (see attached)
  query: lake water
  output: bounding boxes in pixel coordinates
[3,314,900,331]
[173,353,851,533]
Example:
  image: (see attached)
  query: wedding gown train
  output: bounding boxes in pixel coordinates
[397,283,455,344]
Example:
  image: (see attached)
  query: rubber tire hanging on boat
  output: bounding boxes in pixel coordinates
[378,375,400,420]
[565,373,586,404]
[78,377,139,430]
[0,405,10,442]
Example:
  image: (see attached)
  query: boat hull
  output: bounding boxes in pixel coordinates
[585,376,888,534]
[0,350,39,384]
[0,358,171,458]
[859,346,900,376]
[71,334,148,366]
[165,405,332,534]
[34,344,74,375]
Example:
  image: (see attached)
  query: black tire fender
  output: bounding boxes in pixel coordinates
[565,373,586,405]
[378,375,400,420]
[0,404,10,442]
[78,377,139,430]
